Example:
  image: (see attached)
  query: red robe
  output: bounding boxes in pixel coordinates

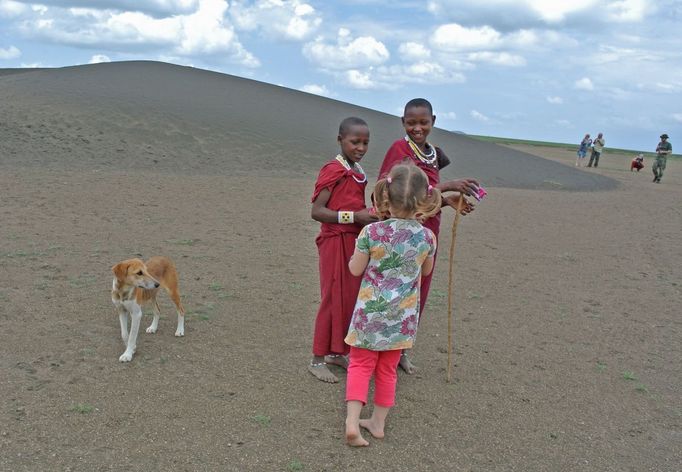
[311,159,368,356]
[378,138,449,315]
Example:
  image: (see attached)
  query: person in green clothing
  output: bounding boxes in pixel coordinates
[653,133,672,183]
[587,132,605,167]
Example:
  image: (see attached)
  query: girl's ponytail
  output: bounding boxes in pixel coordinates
[376,163,442,220]
[415,185,441,221]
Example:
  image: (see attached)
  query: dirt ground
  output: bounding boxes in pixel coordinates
[1,64,680,472]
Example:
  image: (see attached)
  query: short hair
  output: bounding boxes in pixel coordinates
[404,98,433,116]
[339,117,368,136]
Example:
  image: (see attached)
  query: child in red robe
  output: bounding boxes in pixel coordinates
[309,117,378,383]
[378,98,479,374]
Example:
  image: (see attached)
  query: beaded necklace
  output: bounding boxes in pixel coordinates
[336,154,367,183]
[405,135,437,167]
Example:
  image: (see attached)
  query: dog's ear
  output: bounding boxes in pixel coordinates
[112,262,128,282]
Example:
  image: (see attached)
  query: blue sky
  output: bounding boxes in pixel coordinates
[1,0,680,151]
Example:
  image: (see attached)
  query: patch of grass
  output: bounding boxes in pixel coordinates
[469,134,648,155]
[69,275,97,287]
[35,281,50,291]
[635,383,648,393]
[287,460,304,471]
[560,253,577,263]
[0,292,8,302]
[70,403,94,414]
[80,348,96,357]
[160,356,168,365]
[3,249,43,258]
[468,292,482,300]
[430,289,447,298]
[596,362,607,372]
[188,302,215,321]
[209,282,224,292]
[253,414,271,426]
[166,239,196,246]
[622,371,637,381]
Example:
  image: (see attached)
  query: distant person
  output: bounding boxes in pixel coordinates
[344,164,439,447]
[377,98,479,374]
[653,133,672,183]
[587,132,605,167]
[309,117,378,383]
[576,133,592,167]
[630,153,644,172]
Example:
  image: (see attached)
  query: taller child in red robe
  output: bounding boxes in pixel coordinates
[378,98,479,374]
[309,117,378,383]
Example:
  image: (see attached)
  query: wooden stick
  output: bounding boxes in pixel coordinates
[446,195,465,383]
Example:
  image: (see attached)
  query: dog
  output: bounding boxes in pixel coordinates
[111,256,185,362]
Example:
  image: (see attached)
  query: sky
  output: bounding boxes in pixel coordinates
[1,0,681,152]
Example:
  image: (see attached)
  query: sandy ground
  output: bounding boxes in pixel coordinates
[1,62,680,471]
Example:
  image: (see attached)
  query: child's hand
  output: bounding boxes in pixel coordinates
[442,194,475,215]
[355,208,380,226]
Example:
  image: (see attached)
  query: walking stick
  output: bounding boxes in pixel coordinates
[446,195,465,383]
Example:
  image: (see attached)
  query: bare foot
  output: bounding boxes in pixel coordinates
[308,362,338,383]
[359,418,385,439]
[346,422,369,447]
[325,354,349,369]
[399,353,417,374]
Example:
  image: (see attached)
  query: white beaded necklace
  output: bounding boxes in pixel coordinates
[405,135,437,167]
[336,154,367,183]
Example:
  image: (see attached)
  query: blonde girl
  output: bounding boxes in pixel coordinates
[344,163,440,446]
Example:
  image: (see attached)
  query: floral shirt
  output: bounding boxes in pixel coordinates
[345,218,437,351]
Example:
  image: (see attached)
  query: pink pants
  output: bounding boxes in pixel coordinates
[345,346,402,407]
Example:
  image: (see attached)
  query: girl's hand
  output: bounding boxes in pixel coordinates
[355,208,380,226]
[442,194,475,215]
[441,178,479,197]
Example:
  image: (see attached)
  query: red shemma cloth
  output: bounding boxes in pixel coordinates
[378,139,445,314]
[311,159,368,356]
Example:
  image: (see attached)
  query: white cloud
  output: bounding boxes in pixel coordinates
[230,0,321,40]
[303,29,390,70]
[345,69,375,89]
[339,61,466,90]
[14,0,260,67]
[427,0,601,24]
[432,23,501,51]
[0,0,26,17]
[398,42,431,61]
[89,54,110,63]
[430,23,533,67]
[471,109,490,122]
[546,95,563,104]
[525,0,596,22]
[574,77,594,90]
[673,113,682,123]
[606,0,650,22]
[300,83,330,96]
[466,51,525,66]
[438,111,457,120]
[0,45,21,59]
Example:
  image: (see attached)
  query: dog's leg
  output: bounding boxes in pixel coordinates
[168,288,185,337]
[119,307,142,362]
[118,308,129,345]
[146,299,161,334]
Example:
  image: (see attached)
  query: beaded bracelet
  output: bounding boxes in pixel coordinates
[338,211,354,224]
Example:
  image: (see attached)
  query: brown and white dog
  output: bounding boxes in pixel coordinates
[111,256,185,362]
